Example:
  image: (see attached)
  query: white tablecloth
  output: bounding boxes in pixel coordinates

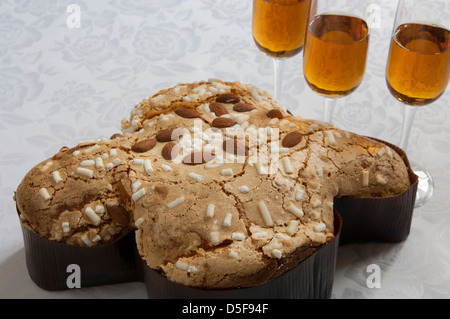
[1,0,449,299]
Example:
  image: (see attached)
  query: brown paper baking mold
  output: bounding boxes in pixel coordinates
[143,211,342,299]
[17,138,418,298]
[21,225,142,291]
[335,138,418,244]
[19,212,341,298]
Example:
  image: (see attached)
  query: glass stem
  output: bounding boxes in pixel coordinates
[273,58,285,102]
[324,98,337,124]
[399,104,418,151]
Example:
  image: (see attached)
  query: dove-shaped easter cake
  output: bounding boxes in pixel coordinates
[15,80,415,296]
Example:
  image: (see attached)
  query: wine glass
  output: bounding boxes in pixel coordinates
[302,0,373,124]
[386,0,450,207]
[252,0,312,102]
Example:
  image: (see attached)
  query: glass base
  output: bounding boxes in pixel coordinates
[411,164,434,208]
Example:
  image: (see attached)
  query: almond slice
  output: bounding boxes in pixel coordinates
[209,102,228,116]
[233,103,255,112]
[106,205,130,226]
[162,142,180,161]
[131,138,157,153]
[216,93,240,104]
[282,132,303,148]
[267,109,284,119]
[175,108,202,119]
[156,128,184,142]
[212,118,236,128]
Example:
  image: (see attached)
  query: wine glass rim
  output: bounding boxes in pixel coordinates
[308,13,371,44]
[313,11,368,23]
[395,21,449,32]
[393,22,450,56]
[260,0,306,6]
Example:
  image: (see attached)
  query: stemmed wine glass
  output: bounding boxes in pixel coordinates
[252,0,312,102]
[386,0,450,207]
[302,0,373,124]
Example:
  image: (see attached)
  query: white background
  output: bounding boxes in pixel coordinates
[0,0,449,299]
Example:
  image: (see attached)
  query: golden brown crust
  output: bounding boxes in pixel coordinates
[15,80,411,289]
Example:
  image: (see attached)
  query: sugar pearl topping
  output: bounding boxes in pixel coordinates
[206,204,215,218]
[239,186,250,194]
[221,168,234,176]
[223,213,232,227]
[271,249,282,259]
[362,170,370,187]
[84,145,100,154]
[210,232,220,245]
[376,174,387,185]
[135,218,144,227]
[76,167,94,178]
[287,204,304,218]
[168,196,185,209]
[229,251,239,259]
[232,232,246,241]
[144,160,154,175]
[314,223,327,233]
[188,172,204,181]
[132,188,146,202]
[62,222,70,233]
[52,171,63,184]
[175,260,188,271]
[81,235,92,247]
[85,207,101,226]
[39,188,51,201]
[96,157,104,168]
[258,201,273,227]
[287,220,299,236]
[326,131,337,146]
[282,157,294,174]
[81,160,95,167]
[95,205,105,214]
[40,161,53,173]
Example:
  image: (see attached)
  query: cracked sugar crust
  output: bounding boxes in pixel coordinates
[15,79,411,289]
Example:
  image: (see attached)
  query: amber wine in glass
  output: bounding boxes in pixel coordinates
[252,0,311,102]
[387,23,450,106]
[303,15,369,97]
[386,0,450,207]
[303,0,373,123]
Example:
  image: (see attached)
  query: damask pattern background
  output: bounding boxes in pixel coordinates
[0,0,449,298]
